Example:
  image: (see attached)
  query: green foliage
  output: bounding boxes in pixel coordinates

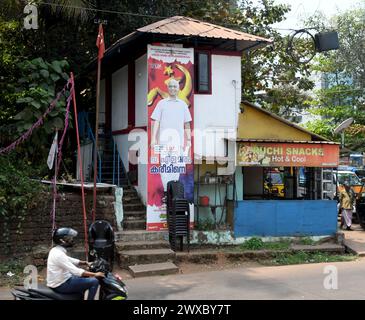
[298,237,317,246]
[268,251,356,266]
[304,118,335,141]
[2,57,71,160]
[240,237,291,251]
[304,8,365,150]
[241,237,264,250]
[0,155,45,252]
[0,155,44,219]
[14,57,70,132]
[237,1,316,120]
[0,18,26,127]
[0,257,27,287]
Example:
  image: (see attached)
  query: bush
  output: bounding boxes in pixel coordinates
[241,237,264,250]
[240,237,291,251]
[0,155,44,251]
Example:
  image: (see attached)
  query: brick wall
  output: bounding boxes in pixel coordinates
[0,189,117,257]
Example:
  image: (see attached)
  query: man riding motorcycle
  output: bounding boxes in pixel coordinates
[47,227,104,300]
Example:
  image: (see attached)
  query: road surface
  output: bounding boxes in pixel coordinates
[2,259,365,300]
[125,259,365,300]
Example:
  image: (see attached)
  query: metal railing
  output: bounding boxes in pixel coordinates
[78,111,102,183]
[112,137,127,187]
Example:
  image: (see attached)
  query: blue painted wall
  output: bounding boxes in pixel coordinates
[234,200,338,237]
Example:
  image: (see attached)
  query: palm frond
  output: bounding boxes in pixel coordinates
[44,0,95,22]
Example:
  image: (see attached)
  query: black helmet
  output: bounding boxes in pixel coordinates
[53,228,78,248]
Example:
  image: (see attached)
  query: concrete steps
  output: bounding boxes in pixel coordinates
[291,243,345,253]
[123,210,146,220]
[123,203,145,211]
[116,240,170,251]
[123,219,146,230]
[118,186,146,231]
[344,239,365,256]
[128,262,179,277]
[123,188,138,196]
[115,229,177,277]
[116,230,168,242]
[123,195,141,204]
[118,248,175,268]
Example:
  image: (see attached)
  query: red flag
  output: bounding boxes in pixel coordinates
[96,24,105,60]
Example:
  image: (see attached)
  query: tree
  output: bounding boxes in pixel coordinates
[237,1,316,121]
[304,9,365,151]
[0,1,322,152]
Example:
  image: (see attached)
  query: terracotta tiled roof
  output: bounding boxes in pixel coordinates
[137,16,271,43]
[85,16,272,71]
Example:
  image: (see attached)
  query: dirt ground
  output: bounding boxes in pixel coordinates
[0,260,262,287]
[177,260,262,275]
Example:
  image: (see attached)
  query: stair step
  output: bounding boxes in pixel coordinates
[118,248,175,267]
[123,200,142,205]
[122,192,138,197]
[123,203,145,210]
[123,194,140,198]
[123,219,146,230]
[123,212,146,220]
[116,240,170,251]
[121,186,136,191]
[128,262,179,278]
[123,214,146,222]
[123,210,146,215]
[116,230,169,242]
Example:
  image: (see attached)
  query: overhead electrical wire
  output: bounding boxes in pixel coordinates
[40,2,309,32]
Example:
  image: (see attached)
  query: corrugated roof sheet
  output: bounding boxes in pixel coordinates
[137,16,271,43]
[231,138,340,145]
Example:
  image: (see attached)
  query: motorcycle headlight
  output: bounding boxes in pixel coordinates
[362,193,365,198]
[113,282,127,293]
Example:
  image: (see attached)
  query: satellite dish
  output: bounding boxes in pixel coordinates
[334,118,354,134]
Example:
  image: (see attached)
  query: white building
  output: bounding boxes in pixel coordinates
[85,16,271,231]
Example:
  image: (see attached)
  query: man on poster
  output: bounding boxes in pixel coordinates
[150,78,192,202]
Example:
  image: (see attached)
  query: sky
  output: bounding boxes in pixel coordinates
[265,0,364,32]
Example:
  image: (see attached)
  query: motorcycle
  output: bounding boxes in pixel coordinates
[11,251,128,300]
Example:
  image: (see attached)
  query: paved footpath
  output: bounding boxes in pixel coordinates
[343,224,365,255]
[2,259,365,300]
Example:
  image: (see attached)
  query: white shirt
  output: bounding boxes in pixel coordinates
[46,246,85,288]
[151,97,192,147]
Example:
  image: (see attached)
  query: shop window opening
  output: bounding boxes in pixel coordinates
[242,166,335,201]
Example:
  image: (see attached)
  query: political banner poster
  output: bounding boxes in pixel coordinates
[147,45,194,231]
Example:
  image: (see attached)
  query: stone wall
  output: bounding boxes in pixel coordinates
[0,189,117,257]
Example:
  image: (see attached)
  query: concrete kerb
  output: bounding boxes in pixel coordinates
[190,230,342,246]
[175,244,346,264]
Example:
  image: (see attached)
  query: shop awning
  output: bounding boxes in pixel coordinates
[233,139,340,167]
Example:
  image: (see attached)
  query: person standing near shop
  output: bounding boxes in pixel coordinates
[339,181,356,231]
